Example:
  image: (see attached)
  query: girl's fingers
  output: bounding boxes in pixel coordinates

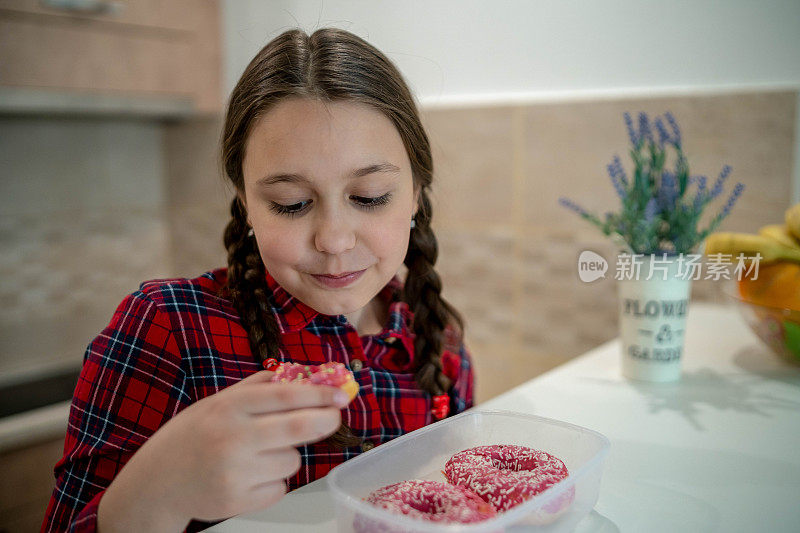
[250,448,303,484]
[239,480,287,516]
[252,407,342,450]
[238,382,350,414]
[237,370,276,384]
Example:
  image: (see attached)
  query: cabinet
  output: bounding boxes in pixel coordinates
[0,0,222,115]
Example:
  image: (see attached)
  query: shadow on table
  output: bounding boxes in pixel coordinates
[625,360,800,431]
[212,481,335,531]
[732,344,800,387]
[575,359,800,430]
[571,509,620,533]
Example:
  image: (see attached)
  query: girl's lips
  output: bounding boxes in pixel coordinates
[310,269,366,288]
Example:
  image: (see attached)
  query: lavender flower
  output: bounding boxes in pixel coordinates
[644,198,659,222]
[693,175,707,211]
[709,165,732,200]
[607,155,628,198]
[665,112,681,147]
[655,117,670,148]
[559,112,743,254]
[638,112,654,146]
[624,112,637,146]
[558,197,590,217]
[718,182,745,220]
[657,171,678,211]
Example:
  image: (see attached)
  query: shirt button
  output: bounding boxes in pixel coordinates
[361,440,375,452]
[350,359,363,371]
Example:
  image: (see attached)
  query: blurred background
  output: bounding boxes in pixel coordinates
[1,1,799,530]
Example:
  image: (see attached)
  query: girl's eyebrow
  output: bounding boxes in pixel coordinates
[257,162,401,187]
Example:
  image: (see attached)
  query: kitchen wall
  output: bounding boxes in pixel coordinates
[0,118,172,380]
[220,0,800,399]
[3,0,799,391]
[160,91,798,402]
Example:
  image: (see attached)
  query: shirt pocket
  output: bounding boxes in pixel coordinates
[370,370,431,436]
[342,368,381,440]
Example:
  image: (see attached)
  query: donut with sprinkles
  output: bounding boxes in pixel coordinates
[269,361,359,402]
[358,480,496,528]
[444,444,573,521]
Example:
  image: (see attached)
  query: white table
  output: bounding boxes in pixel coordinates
[209,303,800,532]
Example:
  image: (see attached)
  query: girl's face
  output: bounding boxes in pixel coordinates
[240,97,418,318]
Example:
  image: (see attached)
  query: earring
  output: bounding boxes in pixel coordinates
[410,218,416,229]
[247,228,254,237]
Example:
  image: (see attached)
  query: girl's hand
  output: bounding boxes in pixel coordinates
[98,370,350,531]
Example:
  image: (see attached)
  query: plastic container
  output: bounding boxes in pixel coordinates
[327,410,610,532]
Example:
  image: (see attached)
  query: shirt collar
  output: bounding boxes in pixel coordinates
[263,269,413,339]
[263,270,319,333]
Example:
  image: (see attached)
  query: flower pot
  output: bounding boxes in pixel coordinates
[617,255,692,382]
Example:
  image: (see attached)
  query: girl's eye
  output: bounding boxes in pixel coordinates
[268,193,392,217]
[270,200,312,217]
[351,192,392,210]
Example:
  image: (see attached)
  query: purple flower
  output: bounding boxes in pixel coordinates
[692,175,707,211]
[718,182,745,220]
[624,112,638,146]
[709,165,732,200]
[655,117,670,147]
[607,155,628,198]
[658,171,679,211]
[665,112,681,147]
[638,112,654,146]
[558,197,590,217]
[644,198,659,222]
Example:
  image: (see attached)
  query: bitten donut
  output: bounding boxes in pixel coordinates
[444,444,573,523]
[360,480,497,526]
[269,361,359,402]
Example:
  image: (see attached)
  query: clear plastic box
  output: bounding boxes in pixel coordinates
[327,410,611,532]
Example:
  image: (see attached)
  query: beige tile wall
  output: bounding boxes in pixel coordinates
[161,91,797,403]
[0,118,172,378]
[1,91,794,397]
[421,91,797,402]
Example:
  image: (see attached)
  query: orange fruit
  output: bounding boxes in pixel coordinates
[738,262,800,311]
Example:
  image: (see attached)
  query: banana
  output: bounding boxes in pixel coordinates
[759,224,800,249]
[704,232,800,264]
[786,203,800,243]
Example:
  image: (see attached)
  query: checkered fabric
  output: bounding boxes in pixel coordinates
[41,268,474,532]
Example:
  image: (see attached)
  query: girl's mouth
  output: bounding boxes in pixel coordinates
[310,269,367,288]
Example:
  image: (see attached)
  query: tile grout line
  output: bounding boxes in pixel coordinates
[511,106,526,346]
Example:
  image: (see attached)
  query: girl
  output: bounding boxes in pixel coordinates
[42,28,473,532]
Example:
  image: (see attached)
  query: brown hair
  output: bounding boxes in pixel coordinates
[221,28,463,447]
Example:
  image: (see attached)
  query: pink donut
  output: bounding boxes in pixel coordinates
[361,480,497,525]
[269,362,359,402]
[444,445,573,521]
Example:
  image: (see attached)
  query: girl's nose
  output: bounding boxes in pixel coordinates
[313,211,356,255]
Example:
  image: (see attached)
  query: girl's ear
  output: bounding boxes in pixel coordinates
[413,187,421,217]
[237,191,248,215]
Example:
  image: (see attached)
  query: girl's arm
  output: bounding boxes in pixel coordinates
[41,290,347,532]
[41,291,191,532]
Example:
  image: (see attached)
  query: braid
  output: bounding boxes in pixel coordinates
[222,197,281,363]
[222,197,361,449]
[404,191,464,396]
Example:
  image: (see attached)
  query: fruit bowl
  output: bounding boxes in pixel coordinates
[723,280,800,365]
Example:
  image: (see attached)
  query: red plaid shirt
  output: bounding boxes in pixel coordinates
[42,268,473,532]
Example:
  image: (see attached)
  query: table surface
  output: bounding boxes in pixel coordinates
[209,303,800,533]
